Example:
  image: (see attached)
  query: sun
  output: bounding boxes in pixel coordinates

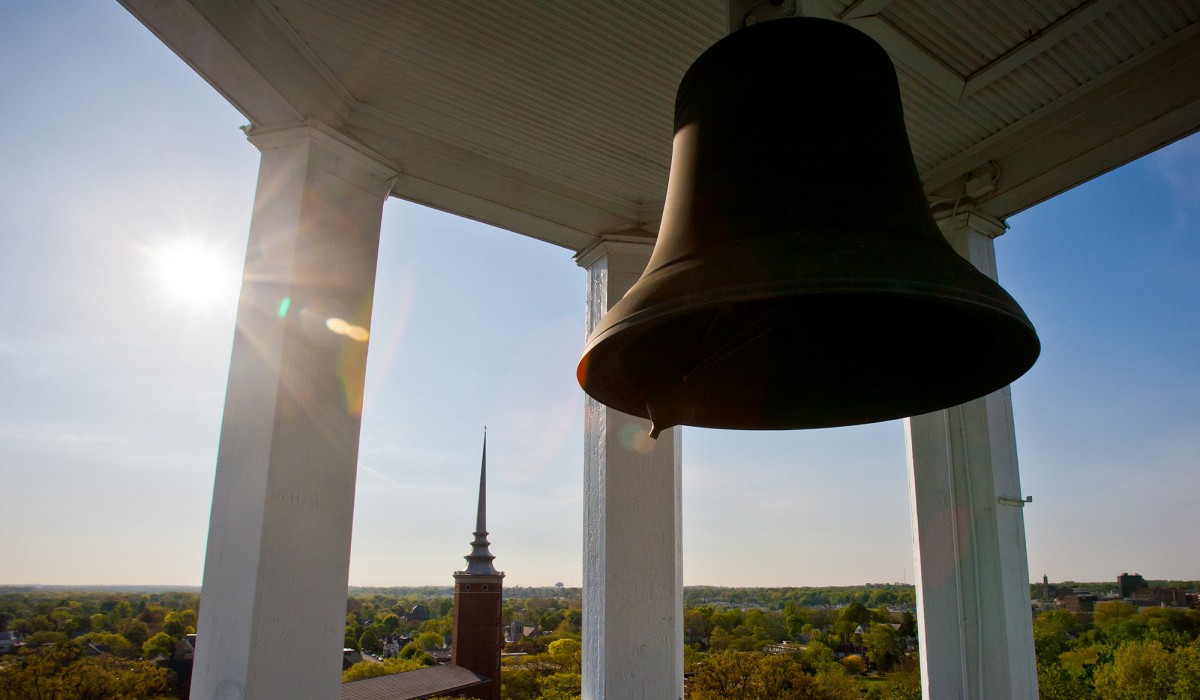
[148,238,240,311]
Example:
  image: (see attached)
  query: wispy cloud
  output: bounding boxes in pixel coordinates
[0,423,120,447]
[487,314,584,483]
[1150,132,1200,238]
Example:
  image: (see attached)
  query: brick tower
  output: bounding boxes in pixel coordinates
[451,432,504,700]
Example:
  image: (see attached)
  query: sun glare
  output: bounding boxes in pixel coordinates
[148,238,239,311]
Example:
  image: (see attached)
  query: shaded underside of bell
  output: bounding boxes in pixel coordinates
[577,18,1040,434]
[578,229,1040,433]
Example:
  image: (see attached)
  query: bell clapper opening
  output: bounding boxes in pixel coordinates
[681,304,788,382]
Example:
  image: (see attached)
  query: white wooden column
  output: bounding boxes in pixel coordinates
[906,210,1039,699]
[192,125,396,700]
[577,234,684,700]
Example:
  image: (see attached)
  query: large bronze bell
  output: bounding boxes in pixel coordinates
[577,18,1039,437]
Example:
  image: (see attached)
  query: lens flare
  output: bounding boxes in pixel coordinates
[325,317,369,342]
[618,421,657,454]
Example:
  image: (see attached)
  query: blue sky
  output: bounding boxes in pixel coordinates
[1,3,1196,588]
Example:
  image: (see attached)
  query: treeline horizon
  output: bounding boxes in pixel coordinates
[5,579,1197,596]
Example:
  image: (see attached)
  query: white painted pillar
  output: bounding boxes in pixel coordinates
[192,125,396,700]
[906,210,1039,699]
[577,234,684,700]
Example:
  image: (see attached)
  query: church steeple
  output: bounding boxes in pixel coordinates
[461,430,501,576]
[451,429,505,700]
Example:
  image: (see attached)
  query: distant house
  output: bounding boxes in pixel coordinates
[505,621,543,644]
[0,630,21,654]
[152,635,198,697]
[343,648,370,670]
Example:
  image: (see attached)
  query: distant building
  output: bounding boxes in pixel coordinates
[156,634,196,697]
[505,621,543,644]
[1059,595,1095,613]
[1118,573,1147,599]
[763,641,804,655]
[341,433,504,700]
[1131,588,1189,607]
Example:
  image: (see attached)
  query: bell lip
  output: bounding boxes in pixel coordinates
[573,244,1041,432]
[577,291,1042,430]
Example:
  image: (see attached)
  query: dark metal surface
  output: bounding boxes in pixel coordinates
[577,18,1040,436]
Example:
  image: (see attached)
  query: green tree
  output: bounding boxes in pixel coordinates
[814,667,860,700]
[839,602,870,626]
[121,619,151,648]
[1033,609,1083,665]
[1094,639,1175,699]
[1141,608,1200,642]
[1037,661,1095,700]
[1094,602,1145,645]
[863,624,902,671]
[1094,601,1136,629]
[398,642,435,665]
[538,671,582,700]
[0,643,172,700]
[688,650,759,699]
[414,630,445,650]
[564,609,583,633]
[142,632,176,659]
[419,615,452,637]
[379,612,401,633]
[547,638,583,671]
[783,603,809,639]
[359,628,380,653]
[798,640,838,673]
[76,632,136,658]
[341,655,429,683]
[881,656,923,700]
[1172,640,1200,699]
[26,630,70,645]
[162,609,196,638]
[755,653,813,698]
[841,654,866,675]
[500,663,542,700]
[830,619,859,647]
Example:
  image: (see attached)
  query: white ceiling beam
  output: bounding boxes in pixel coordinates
[350,108,635,252]
[923,21,1200,218]
[846,15,966,98]
[840,0,895,21]
[122,0,352,129]
[962,0,1124,98]
[118,0,300,125]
